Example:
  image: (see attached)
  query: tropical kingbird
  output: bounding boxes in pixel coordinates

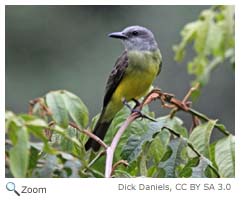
[85,25,162,151]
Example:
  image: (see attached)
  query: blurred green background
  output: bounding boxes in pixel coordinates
[5,5,234,133]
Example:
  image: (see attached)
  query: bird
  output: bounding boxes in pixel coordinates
[85,25,162,151]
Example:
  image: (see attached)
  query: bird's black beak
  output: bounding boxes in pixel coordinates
[108,32,128,39]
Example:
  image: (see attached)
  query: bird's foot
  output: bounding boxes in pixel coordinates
[122,98,156,122]
[131,98,141,109]
[122,98,133,111]
[122,98,140,111]
[132,108,156,122]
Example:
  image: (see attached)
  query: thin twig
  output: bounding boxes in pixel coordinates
[183,82,200,103]
[188,108,231,136]
[45,121,55,141]
[141,88,166,107]
[28,98,52,116]
[111,160,129,176]
[69,122,108,149]
[190,115,201,132]
[83,167,105,178]
[166,96,231,136]
[156,89,232,136]
[82,129,108,149]
[169,83,199,118]
[87,150,106,168]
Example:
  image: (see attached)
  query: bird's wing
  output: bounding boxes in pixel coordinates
[157,60,162,76]
[103,50,129,107]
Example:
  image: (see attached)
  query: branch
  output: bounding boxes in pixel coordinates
[111,160,129,176]
[87,150,106,168]
[28,98,52,116]
[83,129,108,149]
[105,112,140,177]
[143,87,232,136]
[69,122,108,149]
[187,108,231,136]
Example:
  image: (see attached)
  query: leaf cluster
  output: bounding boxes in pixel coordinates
[173,5,234,92]
[5,90,234,178]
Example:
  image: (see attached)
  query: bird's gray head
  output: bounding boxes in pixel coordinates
[108,25,158,51]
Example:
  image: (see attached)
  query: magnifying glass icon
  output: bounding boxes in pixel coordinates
[6,182,20,196]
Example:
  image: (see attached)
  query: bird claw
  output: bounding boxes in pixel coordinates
[122,98,133,111]
[122,97,156,122]
[133,109,156,122]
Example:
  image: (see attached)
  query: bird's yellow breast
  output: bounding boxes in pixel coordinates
[114,50,160,100]
[103,50,161,121]
[114,62,156,101]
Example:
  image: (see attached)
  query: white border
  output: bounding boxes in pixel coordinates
[1,1,241,201]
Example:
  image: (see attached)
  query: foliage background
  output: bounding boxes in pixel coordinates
[5,5,234,135]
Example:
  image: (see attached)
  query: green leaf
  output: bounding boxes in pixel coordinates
[60,126,82,157]
[52,125,82,149]
[23,115,57,154]
[7,121,20,145]
[60,127,76,152]
[147,129,170,165]
[173,5,235,89]
[25,118,48,127]
[206,23,224,56]
[139,143,149,176]
[207,141,219,177]
[158,138,187,178]
[32,155,61,178]
[191,157,210,178]
[194,10,214,54]
[46,91,69,128]
[61,90,89,128]
[28,146,41,175]
[179,157,199,177]
[215,135,235,177]
[188,120,216,158]
[32,152,83,178]
[121,116,187,163]
[216,123,233,135]
[5,111,16,130]
[45,90,89,145]
[173,21,199,61]
[6,112,26,145]
[121,116,168,162]
[121,135,143,163]
[9,126,29,177]
[58,152,83,178]
[113,170,133,178]
[209,141,217,168]
[162,116,188,138]
[105,104,150,157]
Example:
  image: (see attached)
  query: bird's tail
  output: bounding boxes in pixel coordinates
[85,117,112,151]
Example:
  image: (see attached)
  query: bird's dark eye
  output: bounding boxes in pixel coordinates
[132,31,138,36]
